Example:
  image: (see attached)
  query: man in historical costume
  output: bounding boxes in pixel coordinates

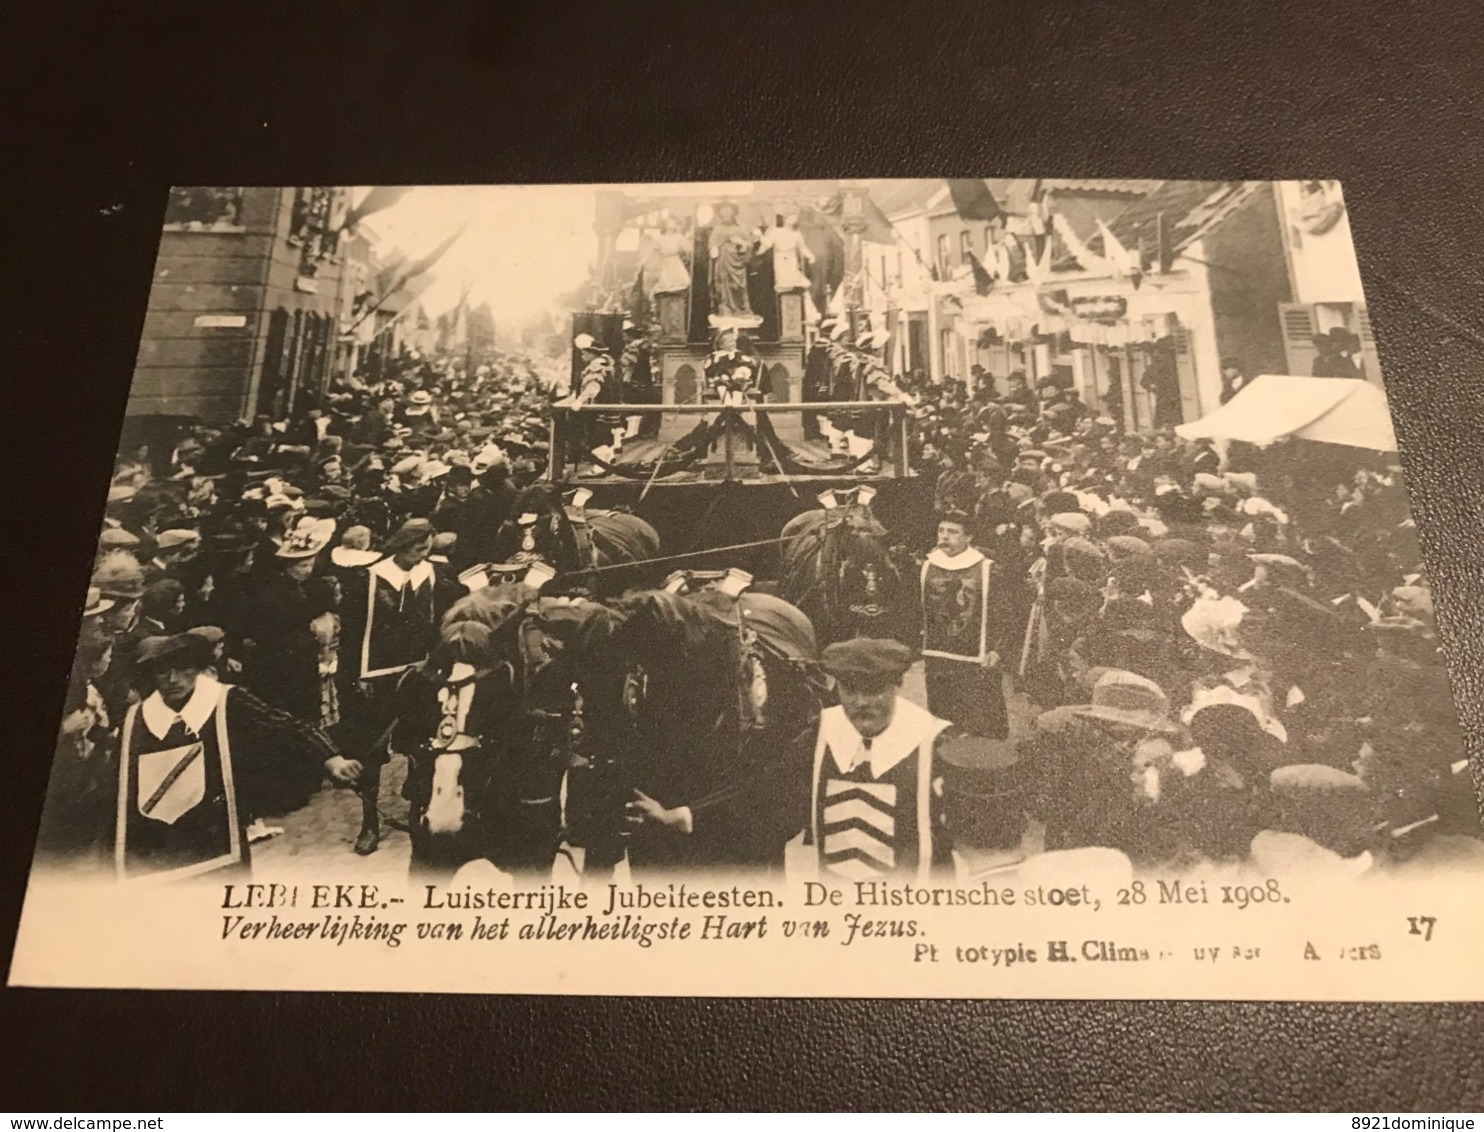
[702,327,765,396]
[111,633,360,883]
[810,638,954,881]
[920,512,1015,740]
[559,333,624,471]
[339,517,446,854]
[618,320,661,440]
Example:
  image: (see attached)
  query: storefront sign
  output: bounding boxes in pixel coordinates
[1038,288,1128,324]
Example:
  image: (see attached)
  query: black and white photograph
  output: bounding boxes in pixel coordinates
[8,177,1481,998]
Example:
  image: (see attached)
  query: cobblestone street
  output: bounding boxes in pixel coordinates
[254,755,412,878]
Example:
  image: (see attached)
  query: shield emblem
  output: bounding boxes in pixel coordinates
[136,743,206,825]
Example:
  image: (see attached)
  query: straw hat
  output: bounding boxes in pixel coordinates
[276,517,336,559]
[82,587,115,618]
[1069,669,1182,733]
[1181,595,1252,659]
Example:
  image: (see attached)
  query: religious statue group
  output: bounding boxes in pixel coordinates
[643,203,817,330]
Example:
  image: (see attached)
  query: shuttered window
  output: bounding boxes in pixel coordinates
[1173,325,1200,422]
[1278,301,1321,377]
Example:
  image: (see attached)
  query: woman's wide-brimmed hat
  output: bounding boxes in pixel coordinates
[1181,594,1253,660]
[275,516,336,559]
[1069,669,1182,733]
[82,587,115,618]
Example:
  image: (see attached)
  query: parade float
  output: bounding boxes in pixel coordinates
[542,181,929,570]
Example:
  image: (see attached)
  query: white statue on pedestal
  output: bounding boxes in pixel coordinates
[758,213,815,293]
[648,216,692,298]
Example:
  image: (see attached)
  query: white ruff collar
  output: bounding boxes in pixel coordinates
[926,547,985,570]
[369,557,434,590]
[820,697,948,778]
[140,674,225,741]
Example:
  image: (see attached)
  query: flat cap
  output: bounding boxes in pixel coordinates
[99,527,141,549]
[1106,534,1153,560]
[1048,512,1091,536]
[1094,509,1142,538]
[185,624,226,647]
[385,517,436,553]
[136,632,214,672]
[820,637,914,687]
[155,528,201,551]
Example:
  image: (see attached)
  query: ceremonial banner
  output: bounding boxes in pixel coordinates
[9,179,1482,1001]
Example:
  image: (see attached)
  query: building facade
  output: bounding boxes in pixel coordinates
[128,186,351,423]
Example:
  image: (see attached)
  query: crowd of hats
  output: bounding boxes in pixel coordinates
[97,349,561,560]
[62,346,1476,875]
[894,368,1476,872]
[73,348,563,726]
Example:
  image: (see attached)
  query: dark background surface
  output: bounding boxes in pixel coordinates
[4,0,1484,1111]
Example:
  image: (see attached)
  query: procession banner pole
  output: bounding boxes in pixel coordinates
[723,410,735,481]
[637,438,678,503]
[546,410,562,482]
[894,404,909,477]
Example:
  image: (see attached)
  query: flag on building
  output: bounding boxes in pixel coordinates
[861,193,897,246]
[342,186,414,231]
[966,250,996,296]
[946,179,1003,222]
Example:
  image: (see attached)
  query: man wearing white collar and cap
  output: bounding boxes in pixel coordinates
[109,632,359,882]
[338,518,446,854]
[812,638,953,880]
[920,511,1014,740]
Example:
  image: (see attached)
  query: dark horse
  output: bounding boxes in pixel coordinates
[399,581,822,880]
[487,483,661,596]
[548,586,825,877]
[777,492,915,647]
[391,581,595,876]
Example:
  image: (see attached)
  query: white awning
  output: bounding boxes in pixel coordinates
[1175,375,1398,452]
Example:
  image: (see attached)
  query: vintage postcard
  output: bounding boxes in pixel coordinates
[9,178,1481,998]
